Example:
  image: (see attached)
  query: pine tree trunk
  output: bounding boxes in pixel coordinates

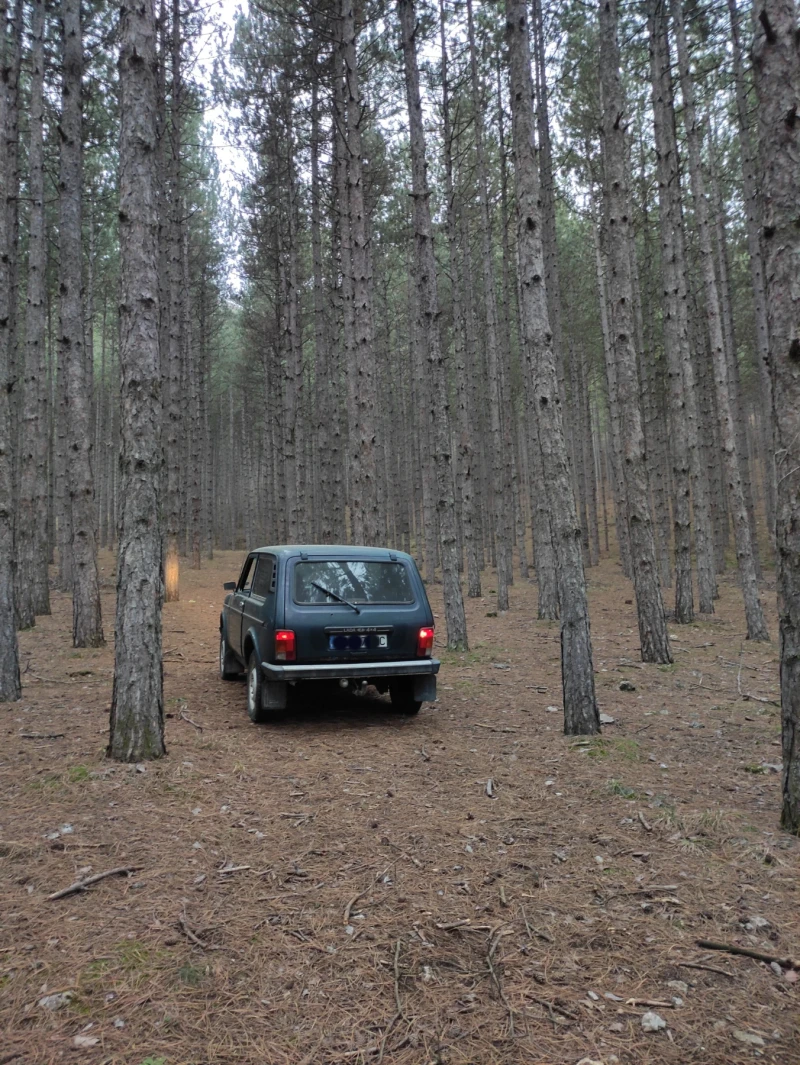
[0,0,21,701]
[164,0,182,601]
[648,0,693,621]
[60,0,103,647]
[341,0,379,545]
[599,0,672,665]
[670,0,769,641]
[110,0,165,761]
[507,0,599,732]
[399,0,467,650]
[729,0,776,543]
[466,0,512,612]
[17,0,50,627]
[5,0,21,478]
[752,0,799,831]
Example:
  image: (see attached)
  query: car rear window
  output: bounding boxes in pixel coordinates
[294,560,414,605]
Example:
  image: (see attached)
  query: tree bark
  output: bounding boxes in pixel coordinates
[0,0,21,700]
[60,0,103,647]
[399,0,468,650]
[670,0,769,641]
[507,0,600,733]
[728,0,776,542]
[341,0,379,545]
[466,0,512,612]
[109,0,165,761]
[598,0,672,664]
[648,0,693,622]
[17,0,50,627]
[751,0,800,831]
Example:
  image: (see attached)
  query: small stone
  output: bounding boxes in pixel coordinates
[732,1030,765,1048]
[587,990,599,1000]
[667,980,688,994]
[38,991,73,1011]
[743,915,770,931]
[609,1022,624,1032]
[73,1036,99,1048]
[600,713,616,724]
[619,681,637,692]
[135,763,146,773]
[545,705,560,713]
[113,1018,125,1029]
[344,925,354,935]
[689,721,705,729]
[641,1011,667,1032]
[770,961,782,977]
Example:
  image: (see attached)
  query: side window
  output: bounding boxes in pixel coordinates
[251,557,274,599]
[238,556,255,594]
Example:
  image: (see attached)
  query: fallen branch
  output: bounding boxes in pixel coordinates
[178,912,218,951]
[47,865,142,901]
[638,811,653,832]
[344,890,366,925]
[19,731,65,740]
[625,997,676,1008]
[178,709,203,732]
[697,940,799,970]
[392,938,404,1018]
[677,960,735,978]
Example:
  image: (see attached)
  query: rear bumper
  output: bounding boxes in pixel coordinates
[261,658,440,682]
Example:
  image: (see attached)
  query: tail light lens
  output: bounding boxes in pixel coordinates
[417,626,434,657]
[275,630,296,662]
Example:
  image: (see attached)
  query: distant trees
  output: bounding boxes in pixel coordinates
[1,0,795,769]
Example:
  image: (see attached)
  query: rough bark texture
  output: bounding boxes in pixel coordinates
[649,0,716,615]
[17,0,49,627]
[109,0,166,762]
[164,0,182,601]
[59,0,103,647]
[752,0,800,831]
[399,0,467,650]
[648,0,693,622]
[439,0,479,599]
[0,0,21,700]
[670,0,769,641]
[507,0,599,734]
[598,0,672,665]
[466,0,511,613]
[341,0,379,545]
[729,0,776,541]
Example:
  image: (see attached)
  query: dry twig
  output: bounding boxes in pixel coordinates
[46,865,141,901]
[178,912,218,951]
[697,940,799,970]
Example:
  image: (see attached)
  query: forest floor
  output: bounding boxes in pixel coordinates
[2,549,798,1065]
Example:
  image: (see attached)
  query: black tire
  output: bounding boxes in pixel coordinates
[389,678,422,716]
[219,633,239,681]
[246,652,269,723]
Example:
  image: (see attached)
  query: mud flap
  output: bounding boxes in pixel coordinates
[262,680,288,710]
[412,674,437,703]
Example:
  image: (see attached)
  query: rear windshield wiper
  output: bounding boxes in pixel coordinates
[311,581,361,614]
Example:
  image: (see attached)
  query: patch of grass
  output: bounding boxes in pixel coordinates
[178,963,206,987]
[27,773,62,791]
[658,663,677,672]
[115,939,153,972]
[614,738,640,761]
[576,737,640,762]
[607,778,641,800]
[139,1058,167,1065]
[66,764,91,783]
[742,763,766,774]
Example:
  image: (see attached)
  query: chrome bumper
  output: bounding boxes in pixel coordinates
[261,658,440,682]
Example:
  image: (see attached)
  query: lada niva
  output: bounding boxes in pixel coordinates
[219,545,439,721]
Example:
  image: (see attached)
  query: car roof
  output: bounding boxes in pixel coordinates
[251,545,416,562]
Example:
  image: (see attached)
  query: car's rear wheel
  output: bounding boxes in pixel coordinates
[219,633,239,680]
[246,652,269,723]
[389,678,422,715]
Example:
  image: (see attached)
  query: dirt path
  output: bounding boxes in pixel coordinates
[2,551,798,1064]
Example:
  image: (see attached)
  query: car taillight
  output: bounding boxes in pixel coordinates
[275,630,296,662]
[417,626,434,657]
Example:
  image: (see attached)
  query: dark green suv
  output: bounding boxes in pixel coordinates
[219,546,439,722]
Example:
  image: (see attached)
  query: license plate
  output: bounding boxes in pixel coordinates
[329,633,388,651]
